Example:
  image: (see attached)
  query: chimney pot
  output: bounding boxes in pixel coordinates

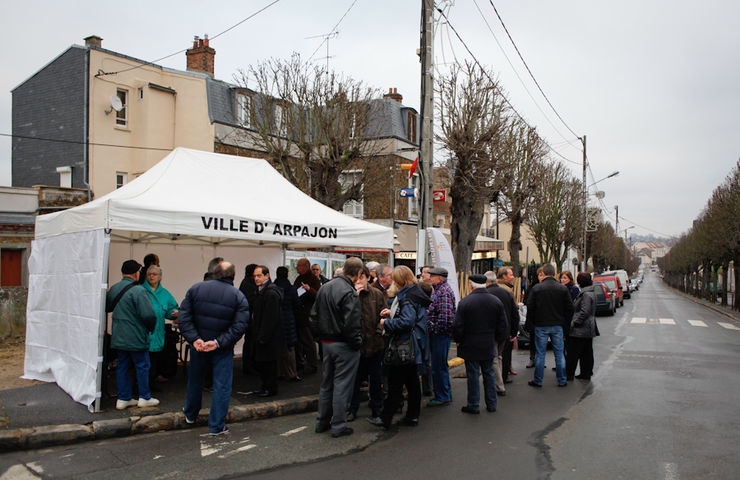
[383,87,403,104]
[186,34,216,76]
[84,35,103,48]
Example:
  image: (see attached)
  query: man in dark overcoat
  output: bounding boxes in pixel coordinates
[251,265,285,397]
[453,274,508,414]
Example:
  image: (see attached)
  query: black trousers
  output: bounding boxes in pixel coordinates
[501,339,514,381]
[255,360,278,394]
[566,337,594,378]
[381,363,421,425]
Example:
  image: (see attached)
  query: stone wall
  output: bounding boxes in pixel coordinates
[0,287,27,339]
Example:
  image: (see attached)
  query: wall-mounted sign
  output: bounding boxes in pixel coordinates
[399,188,418,198]
[433,190,446,202]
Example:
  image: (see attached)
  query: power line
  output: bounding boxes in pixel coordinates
[436,8,580,169]
[487,0,581,140]
[95,0,283,77]
[1,132,172,152]
[472,0,578,149]
[307,0,360,62]
[618,215,677,239]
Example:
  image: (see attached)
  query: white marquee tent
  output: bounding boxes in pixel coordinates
[24,148,393,411]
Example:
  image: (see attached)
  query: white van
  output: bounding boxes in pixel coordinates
[603,270,630,299]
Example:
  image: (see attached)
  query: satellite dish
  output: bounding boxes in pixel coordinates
[105,95,123,115]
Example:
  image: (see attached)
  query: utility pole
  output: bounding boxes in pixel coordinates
[615,205,619,236]
[581,135,587,272]
[418,0,435,266]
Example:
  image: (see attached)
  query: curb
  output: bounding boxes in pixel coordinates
[666,283,740,322]
[0,357,464,452]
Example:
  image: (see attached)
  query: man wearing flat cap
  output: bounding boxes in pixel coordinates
[453,274,508,414]
[425,267,456,406]
[106,260,158,410]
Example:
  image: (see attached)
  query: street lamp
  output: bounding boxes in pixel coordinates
[588,171,619,188]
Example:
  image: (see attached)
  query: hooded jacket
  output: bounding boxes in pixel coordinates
[384,283,431,365]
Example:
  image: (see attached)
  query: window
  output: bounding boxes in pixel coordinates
[406,111,417,143]
[116,172,128,189]
[274,103,286,136]
[116,89,128,127]
[237,94,252,127]
[339,170,364,219]
[56,166,71,188]
[1,249,23,287]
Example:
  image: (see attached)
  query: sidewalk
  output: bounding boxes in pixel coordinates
[0,347,464,452]
[669,284,740,322]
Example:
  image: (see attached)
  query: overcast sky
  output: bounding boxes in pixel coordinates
[1,0,737,239]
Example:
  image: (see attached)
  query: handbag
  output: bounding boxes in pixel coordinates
[383,333,416,366]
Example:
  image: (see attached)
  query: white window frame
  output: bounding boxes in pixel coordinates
[115,172,128,189]
[274,103,286,136]
[116,89,128,127]
[339,170,364,219]
[56,166,72,188]
[237,94,252,128]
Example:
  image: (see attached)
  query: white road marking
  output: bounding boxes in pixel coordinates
[0,465,41,480]
[659,318,676,325]
[152,455,164,460]
[718,322,740,330]
[200,438,231,457]
[280,426,307,437]
[663,462,679,480]
[688,320,707,327]
[217,444,257,459]
[631,317,647,324]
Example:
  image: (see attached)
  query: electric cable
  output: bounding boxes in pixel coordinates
[487,0,581,140]
[95,0,283,77]
[1,132,172,152]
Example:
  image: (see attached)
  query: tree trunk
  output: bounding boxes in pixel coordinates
[509,214,523,277]
[450,195,485,274]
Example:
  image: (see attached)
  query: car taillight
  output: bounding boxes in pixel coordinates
[602,286,610,298]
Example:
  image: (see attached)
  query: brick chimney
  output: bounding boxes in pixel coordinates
[186,35,215,76]
[84,35,103,48]
[383,87,403,103]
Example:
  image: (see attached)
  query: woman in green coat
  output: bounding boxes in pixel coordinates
[143,265,179,384]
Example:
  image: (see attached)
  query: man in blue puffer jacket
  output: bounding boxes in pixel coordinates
[179,261,249,436]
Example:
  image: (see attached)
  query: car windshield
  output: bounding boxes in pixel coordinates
[595,278,616,290]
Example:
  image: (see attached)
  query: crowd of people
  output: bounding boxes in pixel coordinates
[105,254,598,437]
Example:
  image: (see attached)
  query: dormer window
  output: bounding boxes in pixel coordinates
[236,94,252,127]
[406,111,417,143]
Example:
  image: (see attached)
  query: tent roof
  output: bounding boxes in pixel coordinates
[35,148,393,250]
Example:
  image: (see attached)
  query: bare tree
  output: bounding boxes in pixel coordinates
[527,162,584,271]
[493,120,548,277]
[437,62,508,273]
[230,55,386,210]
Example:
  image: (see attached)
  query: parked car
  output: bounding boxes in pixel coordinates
[629,279,639,292]
[593,281,616,316]
[602,269,631,299]
[593,274,624,307]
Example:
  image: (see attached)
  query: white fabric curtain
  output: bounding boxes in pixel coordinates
[24,229,108,410]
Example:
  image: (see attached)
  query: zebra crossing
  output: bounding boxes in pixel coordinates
[628,317,739,330]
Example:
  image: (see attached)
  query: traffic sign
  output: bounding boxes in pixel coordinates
[399,188,418,198]
[433,190,446,202]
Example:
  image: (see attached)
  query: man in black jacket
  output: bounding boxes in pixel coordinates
[310,257,363,438]
[251,265,285,397]
[453,274,508,414]
[180,261,249,435]
[525,264,574,388]
[485,271,519,395]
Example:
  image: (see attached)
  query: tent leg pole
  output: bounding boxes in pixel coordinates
[94,231,111,413]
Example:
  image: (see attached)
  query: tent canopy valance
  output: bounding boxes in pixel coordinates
[35,147,393,250]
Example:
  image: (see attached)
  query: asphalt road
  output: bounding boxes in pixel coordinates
[2,271,738,479]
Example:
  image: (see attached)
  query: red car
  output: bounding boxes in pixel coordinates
[593,275,624,307]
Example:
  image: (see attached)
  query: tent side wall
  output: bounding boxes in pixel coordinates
[24,229,108,410]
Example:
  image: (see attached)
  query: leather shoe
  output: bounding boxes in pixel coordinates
[525,362,535,368]
[486,407,497,413]
[566,376,574,381]
[315,423,330,433]
[397,417,419,427]
[557,382,567,387]
[331,427,354,438]
[528,381,542,388]
[496,390,506,397]
[346,411,356,422]
[575,374,591,380]
[461,406,480,414]
[256,390,276,397]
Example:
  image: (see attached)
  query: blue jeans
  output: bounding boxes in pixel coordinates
[184,348,234,434]
[533,326,566,385]
[116,350,151,401]
[464,359,497,411]
[430,332,452,402]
